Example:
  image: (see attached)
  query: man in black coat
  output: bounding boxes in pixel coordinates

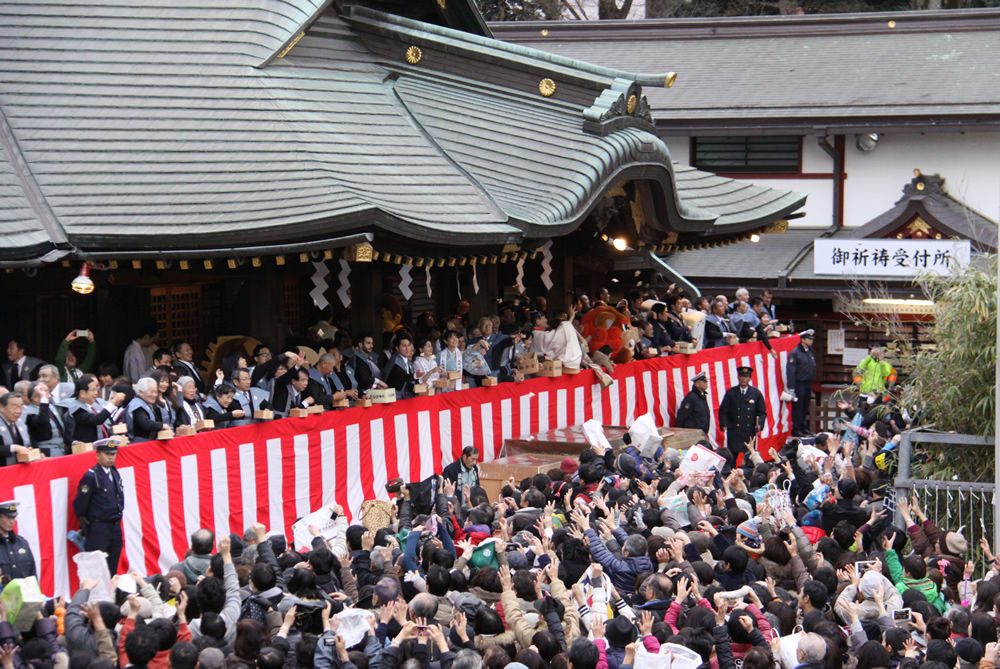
[718,366,767,460]
[675,371,712,435]
[787,330,817,437]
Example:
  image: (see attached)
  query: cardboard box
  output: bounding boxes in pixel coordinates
[676,342,698,355]
[307,405,325,414]
[446,371,461,381]
[195,419,214,431]
[332,398,350,408]
[175,426,196,437]
[71,442,94,454]
[538,360,562,377]
[356,398,373,408]
[157,429,174,440]
[515,352,539,375]
[1,577,43,632]
[433,379,450,389]
[368,388,396,404]
[253,409,274,420]
[461,383,470,390]
[112,424,128,435]
[481,376,498,387]
[415,384,435,396]
[290,408,309,418]
[16,449,41,463]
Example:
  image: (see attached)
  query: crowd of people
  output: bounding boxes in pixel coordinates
[0,287,803,459]
[0,385,976,669]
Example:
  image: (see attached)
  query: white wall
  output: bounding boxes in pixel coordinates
[661,131,1000,231]
[843,131,1000,227]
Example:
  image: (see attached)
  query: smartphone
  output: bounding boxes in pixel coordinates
[856,561,874,575]
[76,329,88,338]
[893,608,912,624]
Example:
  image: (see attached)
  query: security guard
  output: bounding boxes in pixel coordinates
[675,371,712,435]
[787,329,817,437]
[0,500,36,579]
[718,366,768,460]
[72,437,126,572]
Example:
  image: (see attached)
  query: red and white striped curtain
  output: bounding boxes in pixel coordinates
[2,337,799,596]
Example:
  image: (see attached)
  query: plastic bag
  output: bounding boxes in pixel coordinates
[73,550,114,602]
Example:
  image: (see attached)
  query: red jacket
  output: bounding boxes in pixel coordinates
[118,617,192,669]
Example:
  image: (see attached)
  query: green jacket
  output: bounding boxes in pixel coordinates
[885,547,947,613]
[54,338,96,382]
[855,355,895,394]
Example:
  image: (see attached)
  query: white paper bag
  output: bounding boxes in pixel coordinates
[291,506,338,552]
[678,444,725,475]
[628,413,662,458]
[664,494,691,528]
[777,628,804,669]
[73,551,113,602]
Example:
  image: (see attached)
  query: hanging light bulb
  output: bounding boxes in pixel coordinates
[71,263,95,294]
[612,237,628,251]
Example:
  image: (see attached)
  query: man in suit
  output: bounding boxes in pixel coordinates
[349,334,386,391]
[309,352,358,406]
[36,364,76,406]
[24,381,74,458]
[381,333,416,399]
[172,340,205,395]
[718,366,768,461]
[3,337,46,389]
[73,438,126,572]
[122,319,159,383]
[231,368,269,425]
[0,391,35,465]
[663,295,693,344]
[271,354,331,415]
[675,371,712,435]
[68,374,127,443]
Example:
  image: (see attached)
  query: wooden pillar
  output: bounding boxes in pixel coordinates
[468,262,498,320]
[245,266,285,350]
[352,262,384,339]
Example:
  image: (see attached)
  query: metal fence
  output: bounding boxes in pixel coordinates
[895,428,996,575]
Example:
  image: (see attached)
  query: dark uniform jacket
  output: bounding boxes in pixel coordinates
[73,464,125,525]
[675,388,711,434]
[787,344,817,382]
[718,384,768,454]
[0,530,36,579]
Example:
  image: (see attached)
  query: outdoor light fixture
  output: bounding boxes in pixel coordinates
[612,237,628,251]
[71,263,95,294]
[856,133,879,152]
[750,234,761,243]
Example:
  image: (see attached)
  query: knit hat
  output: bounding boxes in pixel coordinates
[560,458,579,476]
[801,510,823,528]
[956,637,984,669]
[198,648,225,669]
[506,550,530,571]
[945,531,969,555]
[450,592,484,618]
[616,453,637,478]
[736,520,760,549]
[166,570,188,588]
[119,596,153,620]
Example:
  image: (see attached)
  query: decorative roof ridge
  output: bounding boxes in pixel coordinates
[340,5,677,90]
[258,0,335,68]
[489,7,1000,42]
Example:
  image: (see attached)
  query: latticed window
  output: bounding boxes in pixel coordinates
[284,278,304,336]
[150,285,202,354]
[692,136,801,174]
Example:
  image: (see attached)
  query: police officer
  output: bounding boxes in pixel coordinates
[787,329,817,437]
[0,500,36,579]
[72,437,126,572]
[718,366,768,461]
[675,371,711,435]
